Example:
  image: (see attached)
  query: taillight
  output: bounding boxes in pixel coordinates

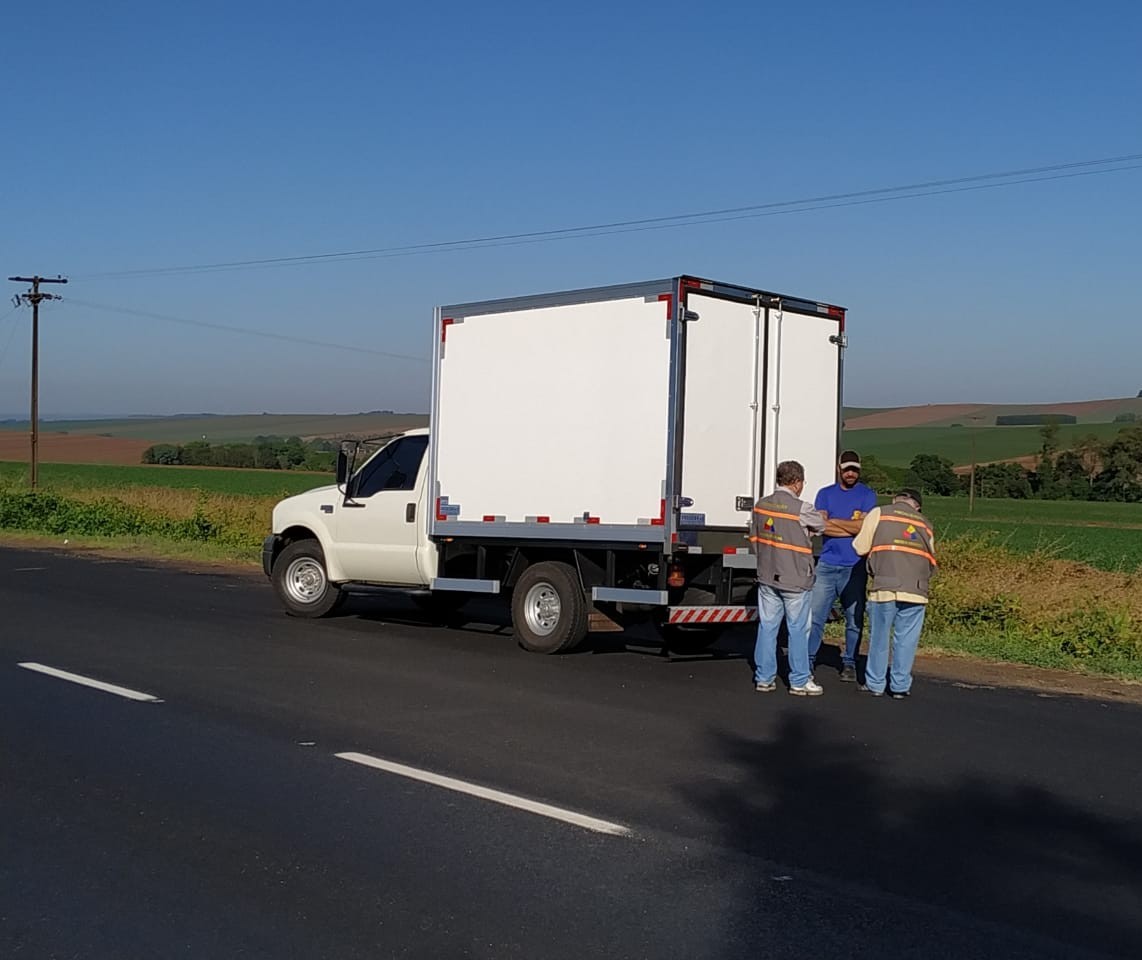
[667,563,686,589]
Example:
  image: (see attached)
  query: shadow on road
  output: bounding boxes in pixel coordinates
[680,715,1142,957]
[338,592,757,660]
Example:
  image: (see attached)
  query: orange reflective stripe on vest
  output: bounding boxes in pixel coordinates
[749,535,813,555]
[869,543,937,565]
[753,507,801,522]
[879,514,933,537]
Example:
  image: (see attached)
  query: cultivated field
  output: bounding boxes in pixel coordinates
[923,496,1142,572]
[0,433,153,465]
[845,422,1130,468]
[0,461,331,497]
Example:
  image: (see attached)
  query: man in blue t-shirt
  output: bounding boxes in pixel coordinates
[808,450,877,681]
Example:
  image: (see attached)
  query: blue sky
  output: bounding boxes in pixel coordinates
[1,0,1139,417]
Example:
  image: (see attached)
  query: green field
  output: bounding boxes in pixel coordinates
[0,412,428,443]
[0,461,332,496]
[922,495,1142,572]
[846,422,1130,468]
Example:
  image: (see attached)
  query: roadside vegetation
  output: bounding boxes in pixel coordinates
[2,461,1140,682]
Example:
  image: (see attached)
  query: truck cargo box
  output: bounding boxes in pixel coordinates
[429,276,845,553]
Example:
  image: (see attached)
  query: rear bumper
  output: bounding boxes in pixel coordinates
[262,534,281,578]
[667,605,757,625]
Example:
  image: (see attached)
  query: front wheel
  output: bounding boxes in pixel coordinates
[511,561,588,654]
[272,540,345,618]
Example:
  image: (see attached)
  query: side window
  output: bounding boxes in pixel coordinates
[354,436,428,497]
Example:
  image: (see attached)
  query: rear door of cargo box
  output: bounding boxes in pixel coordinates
[431,286,675,536]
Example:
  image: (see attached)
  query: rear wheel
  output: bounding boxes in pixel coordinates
[272,540,345,618]
[511,561,588,654]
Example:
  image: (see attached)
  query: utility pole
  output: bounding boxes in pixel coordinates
[8,275,68,489]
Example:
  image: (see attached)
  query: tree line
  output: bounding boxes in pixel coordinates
[141,435,344,472]
[889,423,1142,502]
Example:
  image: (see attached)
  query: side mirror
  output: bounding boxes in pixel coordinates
[336,450,349,486]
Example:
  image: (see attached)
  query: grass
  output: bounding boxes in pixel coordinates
[922,496,1142,573]
[845,422,1128,467]
[0,461,333,496]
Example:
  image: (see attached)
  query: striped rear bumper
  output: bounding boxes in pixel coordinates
[667,605,757,625]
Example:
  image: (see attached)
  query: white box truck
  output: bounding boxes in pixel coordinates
[263,276,846,653]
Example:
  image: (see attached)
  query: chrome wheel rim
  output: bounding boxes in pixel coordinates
[284,556,327,604]
[523,582,561,636]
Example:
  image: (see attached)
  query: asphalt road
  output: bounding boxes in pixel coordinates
[2,545,1140,958]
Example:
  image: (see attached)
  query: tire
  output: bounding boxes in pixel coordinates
[511,561,588,654]
[272,539,345,618]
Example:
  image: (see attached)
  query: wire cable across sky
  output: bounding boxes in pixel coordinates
[60,298,432,362]
[72,152,1142,281]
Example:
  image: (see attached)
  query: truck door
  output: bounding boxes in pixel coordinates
[762,307,842,504]
[679,292,765,528]
[332,434,429,584]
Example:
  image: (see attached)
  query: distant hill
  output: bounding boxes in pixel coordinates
[844,397,1142,430]
[0,412,429,444]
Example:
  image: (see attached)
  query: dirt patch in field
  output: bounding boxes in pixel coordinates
[0,432,154,465]
[845,404,990,429]
[952,455,1040,474]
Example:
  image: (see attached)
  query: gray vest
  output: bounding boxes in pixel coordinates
[867,502,936,596]
[751,489,814,592]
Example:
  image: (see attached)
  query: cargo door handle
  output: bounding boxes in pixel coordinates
[405,503,416,523]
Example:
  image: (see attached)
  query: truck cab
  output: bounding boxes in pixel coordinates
[263,429,435,615]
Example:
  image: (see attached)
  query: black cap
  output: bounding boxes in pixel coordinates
[838,450,861,470]
[896,487,923,508]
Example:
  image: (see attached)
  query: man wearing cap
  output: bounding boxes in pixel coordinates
[750,460,827,696]
[808,450,878,682]
[852,488,937,699]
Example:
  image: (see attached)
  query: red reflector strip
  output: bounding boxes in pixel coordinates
[435,497,446,522]
[586,517,600,525]
[441,317,454,343]
[657,292,673,318]
[649,498,666,526]
[668,606,758,624]
[482,515,496,522]
[536,516,550,523]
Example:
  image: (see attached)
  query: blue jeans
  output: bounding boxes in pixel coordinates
[808,561,868,667]
[865,600,927,694]
[754,584,813,688]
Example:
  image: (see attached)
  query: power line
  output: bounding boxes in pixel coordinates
[73,152,1142,281]
[60,297,432,362]
[0,304,23,371]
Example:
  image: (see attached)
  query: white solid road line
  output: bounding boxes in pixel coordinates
[335,751,631,837]
[17,662,163,703]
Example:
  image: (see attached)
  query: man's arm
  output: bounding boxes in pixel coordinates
[824,518,864,537]
[799,500,826,535]
[851,508,881,556]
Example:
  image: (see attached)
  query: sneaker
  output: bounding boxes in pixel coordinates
[890,690,910,700]
[755,680,777,692]
[789,679,824,697]
[857,683,884,697]
[839,664,857,683]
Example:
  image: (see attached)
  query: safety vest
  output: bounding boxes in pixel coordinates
[867,502,937,597]
[751,489,814,592]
